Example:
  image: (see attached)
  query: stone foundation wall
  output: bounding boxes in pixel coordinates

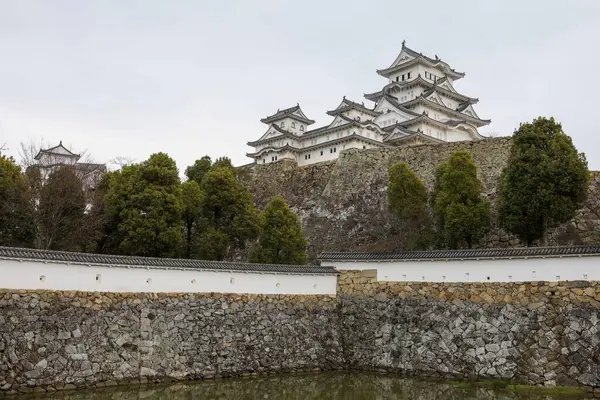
[0,291,342,395]
[338,270,600,388]
[4,274,600,394]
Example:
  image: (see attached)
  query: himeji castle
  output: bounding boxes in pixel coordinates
[247,42,490,166]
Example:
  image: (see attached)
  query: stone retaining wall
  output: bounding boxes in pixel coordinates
[0,291,341,395]
[338,270,600,388]
[3,274,600,394]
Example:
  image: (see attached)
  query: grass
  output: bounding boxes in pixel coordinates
[451,379,589,397]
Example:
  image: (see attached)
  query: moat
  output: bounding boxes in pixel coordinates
[17,373,595,400]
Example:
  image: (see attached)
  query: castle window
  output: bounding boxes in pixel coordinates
[334,147,337,153]
[280,122,285,128]
[363,146,366,149]
[300,125,304,131]
[320,151,323,156]
[263,159,266,163]
[395,76,399,82]
[275,156,278,160]
[402,74,405,81]
[291,122,296,128]
[356,116,361,122]
[407,72,412,79]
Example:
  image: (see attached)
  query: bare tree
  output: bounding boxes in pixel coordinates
[109,156,136,169]
[0,142,7,154]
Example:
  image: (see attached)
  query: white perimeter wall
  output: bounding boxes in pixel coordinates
[0,259,337,295]
[322,257,600,283]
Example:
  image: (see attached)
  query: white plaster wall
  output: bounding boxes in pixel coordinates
[277,117,304,134]
[321,257,600,283]
[0,259,338,295]
[446,128,472,142]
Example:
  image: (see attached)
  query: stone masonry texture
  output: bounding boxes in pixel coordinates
[0,291,342,395]
[339,270,600,389]
[242,138,600,261]
[4,273,600,394]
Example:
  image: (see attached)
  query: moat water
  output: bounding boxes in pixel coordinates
[18,373,595,399]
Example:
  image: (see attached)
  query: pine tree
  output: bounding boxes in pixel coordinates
[38,166,86,250]
[387,162,432,250]
[432,150,491,249]
[105,153,183,257]
[181,180,203,258]
[185,156,212,184]
[498,117,589,246]
[0,155,36,247]
[250,196,307,265]
[199,164,260,260]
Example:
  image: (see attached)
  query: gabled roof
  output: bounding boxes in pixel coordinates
[364,75,432,102]
[260,104,315,125]
[397,113,465,130]
[403,95,491,127]
[76,163,107,174]
[0,246,337,275]
[377,42,465,80]
[247,124,299,146]
[365,76,478,105]
[384,131,445,146]
[326,97,380,117]
[34,141,80,160]
[374,95,421,118]
[319,245,600,262]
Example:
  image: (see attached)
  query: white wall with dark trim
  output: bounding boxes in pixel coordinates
[321,256,599,283]
[0,258,337,295]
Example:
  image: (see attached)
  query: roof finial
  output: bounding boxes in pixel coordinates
[435,54,439,60]
[59,140,62,145]
[402,39,406,47]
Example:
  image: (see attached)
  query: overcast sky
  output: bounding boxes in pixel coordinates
[1,0,599,171]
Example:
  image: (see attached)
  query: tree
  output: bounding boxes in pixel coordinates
[38,166,86,250]
[213,156,234,170]
[185,156,212,184]
[105,153,183,257]
[0,155,36,247]
[181,180,203,258]
[432,150,491,249]
[199,164,260,260]
[250,196,307,265]
[387,162,432,250]
[498,117,589,246]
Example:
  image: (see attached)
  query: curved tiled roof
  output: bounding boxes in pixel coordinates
[0,246,338,275]
[260,105,315,125]
[319,245,600,262]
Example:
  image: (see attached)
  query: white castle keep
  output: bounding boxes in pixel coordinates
[247,42,490,166]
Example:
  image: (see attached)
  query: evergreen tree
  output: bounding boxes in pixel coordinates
[432,150,491,249]
[0,155,36,247]
[38,166,86,250]
[199,164,260,260]
[387,162,432,250]
[185,156,212,184]
[250,196,307,265]
[106,153,183,257]
[498,117,589,246]
[181,180,203,258]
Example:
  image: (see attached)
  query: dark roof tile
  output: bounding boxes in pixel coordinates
[0,246,338,275]
[319,245,600,262]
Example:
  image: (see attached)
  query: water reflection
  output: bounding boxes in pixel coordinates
[18,372,595,400]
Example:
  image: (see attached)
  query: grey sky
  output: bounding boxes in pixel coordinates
[1,0,599,171]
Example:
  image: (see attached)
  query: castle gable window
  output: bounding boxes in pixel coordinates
[291,122,296,128]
